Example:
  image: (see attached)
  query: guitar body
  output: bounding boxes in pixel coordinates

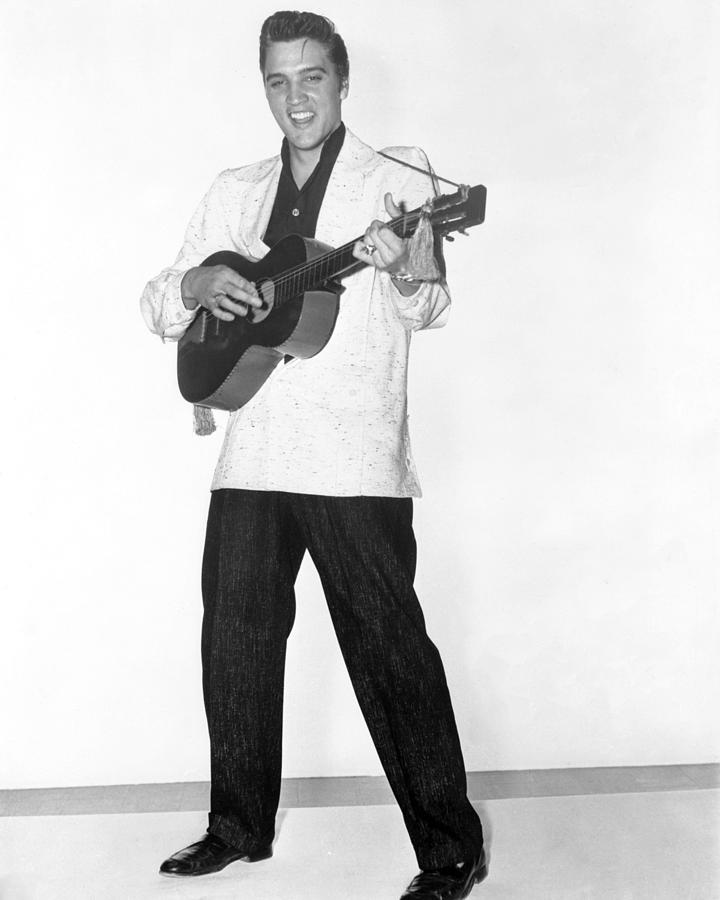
[177,235,341,410]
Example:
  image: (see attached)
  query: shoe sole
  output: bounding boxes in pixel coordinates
[452,861,488,898]
[462,861,488,896]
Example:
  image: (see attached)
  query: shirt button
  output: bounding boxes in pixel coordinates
[291,208,300,217]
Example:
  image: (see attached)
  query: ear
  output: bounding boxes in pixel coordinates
[340,78,349,100]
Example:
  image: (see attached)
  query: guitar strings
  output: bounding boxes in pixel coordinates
[266,209,425,300]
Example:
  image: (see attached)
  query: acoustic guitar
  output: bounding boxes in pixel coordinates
[177,184,486,411]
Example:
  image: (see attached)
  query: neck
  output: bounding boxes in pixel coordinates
[286,122,343,189]
[289,145,322,189]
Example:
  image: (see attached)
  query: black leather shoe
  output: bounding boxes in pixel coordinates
[400,848,488,899]
[159,832,273,877]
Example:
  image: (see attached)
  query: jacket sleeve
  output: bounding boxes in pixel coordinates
[378,146,452,332]
[140,172,237,342]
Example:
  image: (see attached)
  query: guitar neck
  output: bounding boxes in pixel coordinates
[272,208,428,306]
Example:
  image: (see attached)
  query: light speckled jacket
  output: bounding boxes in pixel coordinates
[140,129,450,497]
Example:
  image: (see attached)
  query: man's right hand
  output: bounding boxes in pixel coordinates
[181,265,262,321]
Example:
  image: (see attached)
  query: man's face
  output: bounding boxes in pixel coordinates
[263,38,348,159]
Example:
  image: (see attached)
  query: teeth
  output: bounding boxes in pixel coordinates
[290,111,313,121]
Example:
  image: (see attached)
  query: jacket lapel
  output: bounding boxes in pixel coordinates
[238,157,282,260]
[316,128,379,245]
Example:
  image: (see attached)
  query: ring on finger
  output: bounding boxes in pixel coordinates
[363,242,377,255]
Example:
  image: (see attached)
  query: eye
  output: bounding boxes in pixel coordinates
[305,74,322,82]
[269,79,285,89]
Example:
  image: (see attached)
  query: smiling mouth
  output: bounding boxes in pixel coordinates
[288,111,315,125]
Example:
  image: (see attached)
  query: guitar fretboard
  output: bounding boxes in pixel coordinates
[270,208,428,307]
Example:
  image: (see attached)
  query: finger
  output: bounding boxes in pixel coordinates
[364,222,387,257]
[217,294,253,317]
[208,301,236,322]
[368,220,405,252]
[353,236,385,266]
[384,192,402,218]
[203,292,250,321]
[353,239,373,263]
[366,227,393,263]
[372,227,408,271]
[367,219,386,234]
[221,274,262,307]
[216,265,259,294]
[375,244,401,272]
[374,224,404,256]
[222,284,263,308]
[222,271,259,298]
[202,265,259,305]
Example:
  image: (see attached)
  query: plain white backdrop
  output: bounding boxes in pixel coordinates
[0,0,718,789]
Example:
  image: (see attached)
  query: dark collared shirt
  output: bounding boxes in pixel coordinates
[263,123,346,248]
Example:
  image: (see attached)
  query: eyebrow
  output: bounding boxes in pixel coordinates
[265,65,328,82]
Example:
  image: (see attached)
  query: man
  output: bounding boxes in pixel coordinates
[141,11,486,899]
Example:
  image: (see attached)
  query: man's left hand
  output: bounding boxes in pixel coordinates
[352,193,411,275]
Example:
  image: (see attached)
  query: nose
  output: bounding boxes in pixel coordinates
[286,81,308,106]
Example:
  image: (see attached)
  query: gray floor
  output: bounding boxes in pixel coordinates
[2,789,718,899]
[1,764,718,816]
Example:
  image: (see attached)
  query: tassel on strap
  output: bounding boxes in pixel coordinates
[407,207,441,282]
[193,404,216,436]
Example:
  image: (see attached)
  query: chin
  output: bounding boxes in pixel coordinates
[290,134,324,152]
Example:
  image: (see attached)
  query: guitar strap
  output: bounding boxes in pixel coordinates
[377,150,464,196]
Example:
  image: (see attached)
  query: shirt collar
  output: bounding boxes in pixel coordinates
[280,122,346,183]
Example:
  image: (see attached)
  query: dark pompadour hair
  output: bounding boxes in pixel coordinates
[259,11,349,86]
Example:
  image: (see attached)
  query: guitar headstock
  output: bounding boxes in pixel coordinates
[428,184,487,238]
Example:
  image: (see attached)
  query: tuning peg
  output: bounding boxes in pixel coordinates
[444,235,455,242]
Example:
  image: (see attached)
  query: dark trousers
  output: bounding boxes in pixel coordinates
[201,488,483,870]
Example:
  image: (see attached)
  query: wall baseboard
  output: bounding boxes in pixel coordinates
[1,764,717,818]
